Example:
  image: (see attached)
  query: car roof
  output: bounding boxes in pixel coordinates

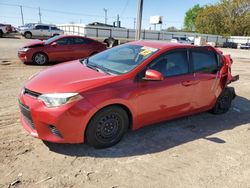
[129,40,192,50]
[54,35,97,42]
[34,24,56,27]
[57,35,88,39]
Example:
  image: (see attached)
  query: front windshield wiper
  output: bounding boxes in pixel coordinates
[80,58,99,72]
[80,58,111,75]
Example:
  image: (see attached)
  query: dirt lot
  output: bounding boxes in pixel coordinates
[0,38,250,188]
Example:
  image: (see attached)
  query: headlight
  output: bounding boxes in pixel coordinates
[38,93,83,107]
[19,48,29,52]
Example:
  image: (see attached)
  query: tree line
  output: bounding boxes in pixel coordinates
[167,0,250,36]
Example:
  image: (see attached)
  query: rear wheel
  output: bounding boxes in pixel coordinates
[32,52,48,65]
[0,30,3,38]
[24,32,32,39]
[86,106,129,148]
[211,87,234,114]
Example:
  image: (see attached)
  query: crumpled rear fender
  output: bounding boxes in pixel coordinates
[220,54,239,87]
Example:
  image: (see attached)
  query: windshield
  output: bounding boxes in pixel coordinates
[87,44,159,75]
[44,35,61,45]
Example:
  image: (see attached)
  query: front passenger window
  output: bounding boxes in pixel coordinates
[56,38,69,45]
[149,50,189,77]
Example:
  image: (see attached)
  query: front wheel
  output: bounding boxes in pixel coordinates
[32,52,48,65]
[211,87,235,114]
[86,106,129,148]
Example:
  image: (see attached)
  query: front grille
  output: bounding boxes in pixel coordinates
[23,88,41,98]
[19,101,36,129]
[49,125,63,138]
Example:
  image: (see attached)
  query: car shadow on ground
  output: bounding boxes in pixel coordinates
[44,95,250,158]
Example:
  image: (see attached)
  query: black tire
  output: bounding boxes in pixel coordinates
[32,52,48,65]
[0,30,3,38]
[24,32,32,39]
[211,87,234,114]
[86,106,129,148]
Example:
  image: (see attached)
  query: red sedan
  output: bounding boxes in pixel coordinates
[19,41,238,148]
[18,35,107,65]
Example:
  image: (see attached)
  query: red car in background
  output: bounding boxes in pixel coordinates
[18,35,107,65]
[19,41,238,148]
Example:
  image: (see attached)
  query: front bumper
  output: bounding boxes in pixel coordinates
[19,89,96,143]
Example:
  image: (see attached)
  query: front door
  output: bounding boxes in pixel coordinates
[47,37,73,62]
[137,49,196,127]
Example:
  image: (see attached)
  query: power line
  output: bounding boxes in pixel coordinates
[0,2,183,27]
[120,0,130,17]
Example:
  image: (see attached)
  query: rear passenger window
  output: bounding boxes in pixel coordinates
[51,27,59,30]
[56,38,69,45]
[191,50,218,74]
[149,50,189,77]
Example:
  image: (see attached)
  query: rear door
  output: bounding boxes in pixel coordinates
[71,37,93,59]
[41,25,50,37]
[190,47,221,110]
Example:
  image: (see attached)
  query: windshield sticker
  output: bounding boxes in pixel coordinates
[139,46,158,56]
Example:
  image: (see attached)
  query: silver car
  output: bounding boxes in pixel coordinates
[20,24,64,39]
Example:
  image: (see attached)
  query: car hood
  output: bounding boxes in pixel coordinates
[22,40,45,48]
[25,60,114,93]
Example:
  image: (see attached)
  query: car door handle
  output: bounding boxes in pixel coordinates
[182,81,193,86]
[182,80,200,86]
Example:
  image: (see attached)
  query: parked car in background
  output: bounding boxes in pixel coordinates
[171,37,194,45]
[20,24,64,39]
[18,35,107,64]
[240,43,250,49]
[0,24,9,37]
[19,41,238,148]
[222,42,238,49]
[18,23,37,31]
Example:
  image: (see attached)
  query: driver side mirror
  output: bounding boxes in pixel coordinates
[143,69,164,81]
[51,42,57,47]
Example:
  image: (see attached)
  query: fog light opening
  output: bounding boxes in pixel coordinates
[49,125,63,138]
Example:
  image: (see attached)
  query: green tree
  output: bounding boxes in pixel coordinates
[184,4,203,31]
[195,0,250,36]
[165,26,178,32]
[195,5,226,35]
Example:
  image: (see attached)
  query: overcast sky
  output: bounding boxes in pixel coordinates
[0,0,218,29]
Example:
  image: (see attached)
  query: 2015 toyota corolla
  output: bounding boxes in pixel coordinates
[19,41,238,148]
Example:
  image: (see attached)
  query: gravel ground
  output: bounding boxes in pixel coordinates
[0,38,250,188]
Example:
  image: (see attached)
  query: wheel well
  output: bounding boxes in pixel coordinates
[84,104,133,141]
[32,52,49,62]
